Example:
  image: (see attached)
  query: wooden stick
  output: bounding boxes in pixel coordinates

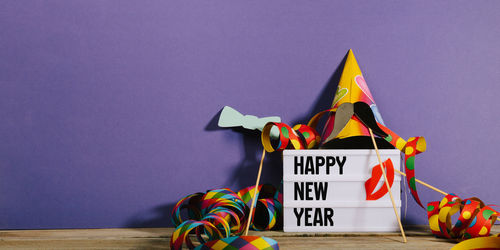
[244,148,266,236]
[393,168,448,196]
[369,129,407,243]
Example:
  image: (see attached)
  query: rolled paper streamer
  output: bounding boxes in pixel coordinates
[254,197,280,231]
[171,189,247,250]
[378,124,427,153]
[437,194,462,239]
[200,189,247,214]
[171,185,283,250]
[261,122,320,153]
[237,184,283,231]
[451,198,484,237]
[364,158,395,200]
[466,205,498,238]
[378,123,427,208]
[403,137,425,207]
[427,195,499,241]
[170,220,223,250]
[451,234,500,250]
[172,192,205,226]
[293,124,321,149]
[194,235,280,250]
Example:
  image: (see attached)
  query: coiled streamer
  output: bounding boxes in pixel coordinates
[171,185,282,249]
[427,194,499,247]
[261,122,320,153]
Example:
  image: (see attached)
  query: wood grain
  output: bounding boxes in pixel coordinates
[1,226,498,249]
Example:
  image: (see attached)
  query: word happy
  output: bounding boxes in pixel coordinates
[294,155,346,175]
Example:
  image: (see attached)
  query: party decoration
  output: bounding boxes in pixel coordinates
[364,158,395,201]
[260,102,387,154]
[218,106,282,139]
[451,234,500,250]
[353,102,387,138]
[282,148,403,233]
[378,123,427,207]
[321,50,385,148]
[261,122,320,153]
[427,194,499,240]
[401,137,425,207]
[329,102,354,140]
[194,235,279,250]
[171,185,282,250]
[207,50,500,248]
[330,102,424,207]
[238,183,283,231]
[224,50,427,210]
[257,105,425,208]
[215,50,436,218]
[258,100,427,208]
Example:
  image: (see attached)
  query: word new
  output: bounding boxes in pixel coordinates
[294,156,346,175]
[294,182,327,200]
[294,207,334,227]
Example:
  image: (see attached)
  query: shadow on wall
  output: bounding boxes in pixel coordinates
[289,53,348,131]
[124,52,349,228]
[206,108,283,190]
[125,202,176,228]
[222,128,282,189]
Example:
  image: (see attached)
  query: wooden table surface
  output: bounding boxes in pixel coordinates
[1,226,498,249]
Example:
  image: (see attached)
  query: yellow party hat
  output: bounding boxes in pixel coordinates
[321,50,390,148]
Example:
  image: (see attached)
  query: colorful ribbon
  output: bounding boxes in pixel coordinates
[427,194,499,241]
[261,122,320,153]
[171,185,282,249]
[379,124,427,207]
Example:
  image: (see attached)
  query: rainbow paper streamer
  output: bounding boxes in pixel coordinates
[171,185,282,249]
[194,235,279,250]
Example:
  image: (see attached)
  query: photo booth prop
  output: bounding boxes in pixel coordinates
[282,149,402,232]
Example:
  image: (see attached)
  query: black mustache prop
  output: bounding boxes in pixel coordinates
[353,102,388,138]
[321,102,391,149]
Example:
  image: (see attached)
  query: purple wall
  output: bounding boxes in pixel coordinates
[1,1,500,229]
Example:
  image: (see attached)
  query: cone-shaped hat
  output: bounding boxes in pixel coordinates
[321,50,389,148]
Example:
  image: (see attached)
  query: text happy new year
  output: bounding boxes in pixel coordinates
[292,155,347,227]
